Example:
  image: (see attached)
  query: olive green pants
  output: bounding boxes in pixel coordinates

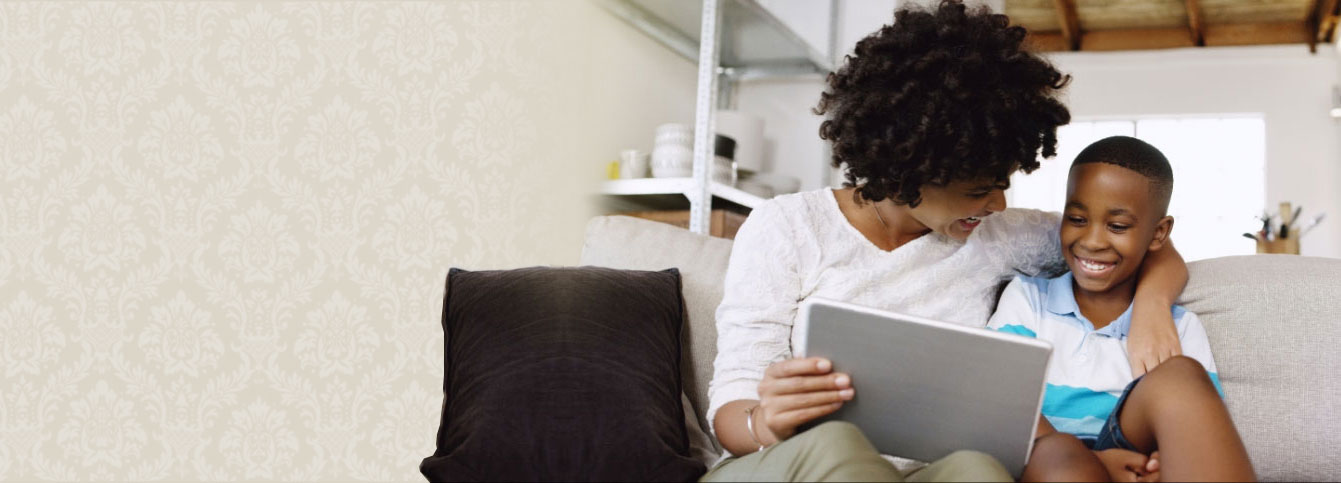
[700,421,1012,482]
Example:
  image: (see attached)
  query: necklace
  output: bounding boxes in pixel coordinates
[872,202,889,229]
[870,202,897,250]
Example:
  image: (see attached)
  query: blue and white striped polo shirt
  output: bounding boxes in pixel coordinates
[986,273,1223,440]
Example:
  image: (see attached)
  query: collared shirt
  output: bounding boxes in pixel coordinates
[987,273,1222,440]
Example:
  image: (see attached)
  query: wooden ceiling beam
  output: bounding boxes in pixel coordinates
[1307,0,1323,52]
[1184,0,1205,46]
[1206,22,1312,47]
[1024,32,1071,52]
[1026,22,1310,52]
[1051,0,1081,51]
[1082,28,1195,51]
[1315,0,1341,52]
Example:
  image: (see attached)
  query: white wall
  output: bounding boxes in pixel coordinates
[1045,46,1341,258]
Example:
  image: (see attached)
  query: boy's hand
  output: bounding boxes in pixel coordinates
[1139,451,1161,482]
[1128,303,1181,377]
[1094,448,1156,482]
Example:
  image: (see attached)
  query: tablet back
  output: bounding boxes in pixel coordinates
[799,298,1052,477]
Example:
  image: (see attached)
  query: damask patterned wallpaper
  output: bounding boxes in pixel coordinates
[0,1,600,480]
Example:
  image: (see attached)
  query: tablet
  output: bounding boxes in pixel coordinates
[797,298,1052,477]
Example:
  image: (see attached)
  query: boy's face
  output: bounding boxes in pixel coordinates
[1061,163,1173,295]
[911,177,1009,241]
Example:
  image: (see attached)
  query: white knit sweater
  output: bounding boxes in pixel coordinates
[706,188,1064,435]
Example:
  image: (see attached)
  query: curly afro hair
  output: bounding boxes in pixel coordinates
[815,0,1071,207]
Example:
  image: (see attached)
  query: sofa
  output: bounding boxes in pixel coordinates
[580,215,1341,482]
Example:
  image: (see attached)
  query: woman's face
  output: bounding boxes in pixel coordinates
[908,178,1009,241]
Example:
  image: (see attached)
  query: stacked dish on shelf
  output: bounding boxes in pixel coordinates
[650,123,739,187]
[651,123,694,178]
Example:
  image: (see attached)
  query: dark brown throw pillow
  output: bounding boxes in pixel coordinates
[420,267,705,482]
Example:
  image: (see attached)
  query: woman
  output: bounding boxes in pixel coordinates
[701,2,1187,481]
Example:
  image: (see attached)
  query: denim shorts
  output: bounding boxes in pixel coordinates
[1081,376,1143,452]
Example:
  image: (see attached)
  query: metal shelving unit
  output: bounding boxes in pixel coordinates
[596,0,835,234]
[601,178,766,208]
[596,0,834,84]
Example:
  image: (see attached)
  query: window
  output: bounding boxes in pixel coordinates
[1008,116,1266,262]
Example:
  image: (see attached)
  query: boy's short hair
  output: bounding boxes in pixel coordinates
[1072,136,1174,215]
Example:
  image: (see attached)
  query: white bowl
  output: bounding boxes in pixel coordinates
[651,145,693,178]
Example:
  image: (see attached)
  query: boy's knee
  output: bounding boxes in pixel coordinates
[1032,432,1090,459]
[1144,355,1212,388]
[1155,355,1206,374]
[1024,433,1107,482]
[1133,355,1219,407]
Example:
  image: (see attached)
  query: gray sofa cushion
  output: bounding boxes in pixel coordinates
[582,215,1341,481]
[581,216,732,459]
[1178,255,1341,482]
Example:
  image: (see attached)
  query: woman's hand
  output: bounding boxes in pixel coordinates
[1094,448,1160,482]
[756,357,854,442]
[1130,238,1186,377]
[1128,302,1182,377]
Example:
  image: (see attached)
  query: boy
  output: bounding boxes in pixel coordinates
[987,136,1255,482]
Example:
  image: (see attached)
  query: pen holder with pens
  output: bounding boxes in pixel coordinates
[1256,237,1299,255]
[1251,202,1322,255]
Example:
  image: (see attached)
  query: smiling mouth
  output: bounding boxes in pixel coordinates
[959,216,983,229]
[1075,256,1116,275]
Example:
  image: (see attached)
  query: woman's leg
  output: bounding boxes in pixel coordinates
[1018,432,1107,482]
[1115,355,1255,481]
[906,449,1013,482]
[700,421,904,482]
[701,421,1014,482]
